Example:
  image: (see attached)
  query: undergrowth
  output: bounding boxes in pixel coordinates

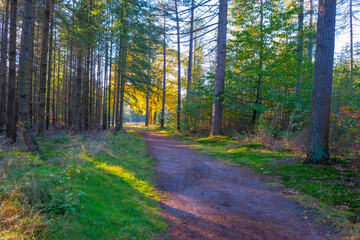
[0,130,166,239]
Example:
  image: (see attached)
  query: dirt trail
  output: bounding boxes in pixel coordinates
[136,130,337,240]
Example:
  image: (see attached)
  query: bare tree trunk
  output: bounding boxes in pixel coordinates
[108,37,113,128]
[115,46,122,132]
[0,0,9,132]
[187,0,194,100]
[349,0,353,93]
[17,0,39,151]
[27,2,35,128]
[210,0,228,136]
[305,0,336,164]
[46,7,54,130]
[161,12,166,129]
[174,0,181,130]
[251,0,263,127]
[102,42,108,129]
[145,55,151,126]
[74,50,83,132]
[83,47,90,131]
[38,0,51,135]
[117,16,128,132]
[295,0,304,95]
[307,0,314,60]
[53,29,58,127]
[6,0,18,142]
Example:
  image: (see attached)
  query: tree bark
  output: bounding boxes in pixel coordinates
[0,0,9,132]
[6,0,18,142]
[102,42,108,129]
[251,0,263,127]
[307,0,314,60]
[74,50,83,132]
[27,2,36,128]
[38,0,51,135]
[46,7,54,130]
[161,19,166,129]
[187,0,194,100]
[17,0,39,152]
[295,0,304,95]
[145,55,151,126]
[210,0,228,136]
[349,0,353,93]
[305,0,336,164]
[174,0,181,130]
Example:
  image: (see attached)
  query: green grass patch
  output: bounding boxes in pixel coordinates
[0,131,166,239]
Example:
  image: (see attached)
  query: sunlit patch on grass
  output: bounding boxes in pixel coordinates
[96,163,160,201]
[1,131,167,239]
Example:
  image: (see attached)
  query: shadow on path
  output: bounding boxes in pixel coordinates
[136,130,337,240]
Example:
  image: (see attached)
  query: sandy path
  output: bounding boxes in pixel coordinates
[136,130,337,240]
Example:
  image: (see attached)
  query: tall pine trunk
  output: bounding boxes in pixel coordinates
[251,0,263,127]
[0,0,9,132]
[38,0,51,135]
[74,50,83,132]
[46,7,54,130]
[145,54,151,127]
[305,0,336,164]
[187,0,194,101]
[307,0,314,60]
[6,0,18,142]
[174,0,181,130]
[17,0,39,151]
[295,0,304,95]
[209,0,227,136]
[161,9,166,129]
[349,0,353,93]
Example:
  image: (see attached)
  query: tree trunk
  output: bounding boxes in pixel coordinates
[74,50,83,132]
[102,42,108,129]
[305,0,336,164]
[187,0,194,100]
[6,0,18,142]
[295,0,304,95]
[174,0,181,130]
[209,0,228,136]
[145,55,151,126]
[251,0,263,127]
[108,36,113,128]
[46,7,54,130]
[161,11,166,129]
[38,0,51,135]
[115,44,122,132]
[83,47,90,131]
[27,2,35,128]
[17,0,39,152]
[117,20,128,132]
[349,0,353,93]
[307,0,314,60]
[0,0,9,132]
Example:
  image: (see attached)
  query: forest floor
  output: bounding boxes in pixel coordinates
[136,129,340,240]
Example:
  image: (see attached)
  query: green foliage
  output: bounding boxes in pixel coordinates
[226,0,314,132]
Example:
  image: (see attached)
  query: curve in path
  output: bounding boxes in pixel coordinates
[136,130,336,240]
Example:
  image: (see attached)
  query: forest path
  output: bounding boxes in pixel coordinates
[135,130,336,240]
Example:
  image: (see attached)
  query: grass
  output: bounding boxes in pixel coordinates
[156,130,360,239]
[0,130,166,239]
